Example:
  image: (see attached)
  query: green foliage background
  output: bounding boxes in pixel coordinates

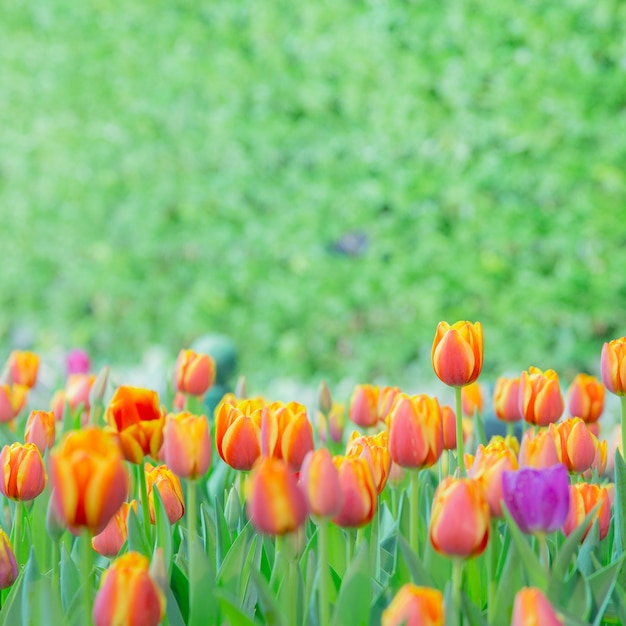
[1,0,626,387]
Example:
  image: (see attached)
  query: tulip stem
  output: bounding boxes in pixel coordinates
[187,479,198,621]
[538,533,550,574]
[452,559,463,626]
[137,462,152,545]
[487,521,497,623]
[455,387,466,477]
[81,530,93,626]
[621,397,626,461]
[12,501,23,564]
[318,522,331,626]
[410,470,419,556]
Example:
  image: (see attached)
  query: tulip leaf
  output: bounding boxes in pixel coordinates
[331,542,370,626]
[461,591,488,626]
[398,534,435,588]
[501,504,547,589]
[588,554,626,626]
[491,536,524,625]
[188,535,218,626]
[249,566,287,626]
[610,583,626,625]
[60,542,80,613]
[217,521,253,594]
[21,569,64,626]
[473,409,487,447]
[165,587,187,626]
[0,567,24,625]
[554,569,592,624]
[577,520,600,577]
[171,558,190,622]
[613,450,626,558]
[126,506,150,557]
[217,589,264,626]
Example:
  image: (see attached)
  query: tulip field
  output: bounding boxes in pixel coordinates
[1,324,626,625]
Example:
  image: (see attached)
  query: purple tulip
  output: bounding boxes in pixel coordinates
[66,349,91,376]
[501,464,570,534]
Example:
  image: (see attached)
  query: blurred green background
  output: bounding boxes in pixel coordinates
[2,0,626,389]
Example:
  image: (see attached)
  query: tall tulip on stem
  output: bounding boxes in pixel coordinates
[601,337,626,458]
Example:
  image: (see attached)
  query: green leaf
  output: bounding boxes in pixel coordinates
[588,554,626,626]
[462,591,489,626]
[217,521,253,594]
[397,534,435,588]
[331,542,370,626]
[491,538,524,625]
[188,534,218,626]
[217,589,264,626]
[60,542,80,613]
[613,450,626,558]
[249,566,287,626]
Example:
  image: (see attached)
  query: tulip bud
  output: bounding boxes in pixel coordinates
[93,552,165,626]
[511,587,564,626]
[24,410,56,453]
[493,376,522,422]
[162,412,212,480]
[0,384,28,423]
[327,402,345,444]
[382,584,444,626]
[332,455,377,528]
[234,375,247,399]
[272,401,315,471]
[441,406,457,450]
[7,351,39,389]
[568,373,605,423]
[562,483,611,541]
[215,399,264,471]
[519,428,560,469]
[318,380,333,414]
[92,501,137,557]
[145,463,184,524]
[346,430,391,494]
[66,374,96,413]
[348,385,380,428]
[549,418,601,474]
[0,442,47,501]
[429,477,490,558]
[431,321,483,387]
[299,448,343,518]
[224,486,242,533]
[0,529,18,590]
[66,349,91,376]
[601,337,626,396]
[174,349,216,396]
[519,367,564,426]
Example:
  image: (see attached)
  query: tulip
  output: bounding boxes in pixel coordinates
[66,348,91,376]
[24,410,56,452]
[601,337,626,396]
[145,463,185,524]
[389,394,443,469]
[381,584,444,626]
[174,349,216,397]
[519,367,564,426]
[92,502,137,557]
[93,552,165,626]
[348,385,401,428]
[568,373,605,423]
[461,382,484,416]
[429,477,490,558]
[162,412,212,480]
[50,389,66,422]
[327,402,345,444]
[501,464,570,534]
[431,321,483,388]
[48,428,129,535]
[518,428,560,469]
[299,448,343,518]
[493,376,522,422]
[511,587,564,626]
[563,483,611,541]
[0,529,17,590]
[0,442,47,501]
[0,384,28,423]
[271,401,315,471]
[105,386,165,464]
[245,457,307,535]
[7,350,39,388]
[332,455,378,528]
[346,430,391,494]
[66,373,96,412]
[468,440,518,517]
[549,418,603,474]
[441,406,457,450]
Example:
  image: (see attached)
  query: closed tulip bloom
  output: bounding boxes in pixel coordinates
[568,373,605,423]
[512,588,564,626]
[519,428,560,468]
[7,351,39,389]
[429,477,490,558]
[382,584,444,626]
[299,448,343,518]
[563,483,611,541]
[66,374,96,412]
[0,529,17,590]
[549,418,602,474]
[174,349,216,397]
[145,463,184,524]
[519,367,564,426]
[66,348,91,376]
[162,412,211,480]
[92,501,137,557]
[346,430,391,494]
[93,552,165,626]
[468,440,518,517]
[24,410,56,452]
[349,384,380,428]
[461,382,484,416]
[0,442,47,501]
[327,402,345,444]
[272,401,315,471]
[493,376,522,422]
[332,455,378,528]
[501,464,570,534]
[431,321,483,387]
[601,338,626,396]
[441,406,457,450]
[389,395,443,469]
[105,386,165,464]
[245,457,307,535]
[0,384,28,423]
[49,428,129,535]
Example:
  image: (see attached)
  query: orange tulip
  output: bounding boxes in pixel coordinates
[348,385,401,428]
[105,386,165,464]
[145,462,184,524]
[431,321,483,387]
[332,455,377,528]
[92,501,137,557]
[493,376,522,422]
[388,394,443,469]
[519,367,564,426]
[429,477,490,558]
[299,448,343,518]
[0,442,47,501]
[511,588,564,626]
[93,552,165,626]
[461,382,484,416]
[7,350,39,388]
[568,373,605,423]
[174,349,216,396]
[468,440,518,517]
[24,410,56,452]
[563,483,611,541]
[271,401,315,471]
[601,337,626,396]
[162,412,212,480]
[48,428,129,535]
[382,584,444,626]
[518,428,560,469]
[0,529,17,590]
[549,418,604,474]
[245,457,307,535]
[0,384,28,423]
[346,430,391,494]
[441,406,457,450]
[66,373,96,412]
